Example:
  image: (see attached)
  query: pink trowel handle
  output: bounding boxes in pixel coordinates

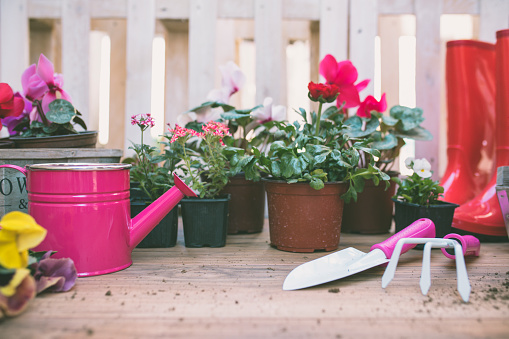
[441,233,481,259]
[370,218,436,259]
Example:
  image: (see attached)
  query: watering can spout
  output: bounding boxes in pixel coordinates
[130,174,196,249]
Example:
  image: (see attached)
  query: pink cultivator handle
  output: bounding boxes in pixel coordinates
[441,233,481,259]
[370,218,436,259]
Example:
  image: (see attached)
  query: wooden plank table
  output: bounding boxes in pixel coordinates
[2,219,509,338]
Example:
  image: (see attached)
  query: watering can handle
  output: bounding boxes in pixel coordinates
[0,164,27,176]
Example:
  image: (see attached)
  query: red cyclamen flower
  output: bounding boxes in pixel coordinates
[307,82,340,103]
[356,94,387,118]
[0,83,24,130]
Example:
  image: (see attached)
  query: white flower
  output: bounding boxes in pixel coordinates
[412,158,432,178]
[219,61,246,97]
[404,157,415,169]
[251,97,286,123]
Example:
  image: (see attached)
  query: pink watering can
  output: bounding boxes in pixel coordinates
[0,163,196,277]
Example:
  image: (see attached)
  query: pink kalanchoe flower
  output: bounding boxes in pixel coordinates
[168,124,190,143]
[356,93,387,118]
[21,54,72,113]
[319,54,370,109]
[131,113,155,128]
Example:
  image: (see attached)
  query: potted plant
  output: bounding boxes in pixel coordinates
[0,54,96,148]
[392,157,459,239]
[236,81,389,252]
[319,54,433,234]
[166,121,241,248]
[179,61,285,234]
[126,113,179,248]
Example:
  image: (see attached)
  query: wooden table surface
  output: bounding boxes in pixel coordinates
[2,219,509,339]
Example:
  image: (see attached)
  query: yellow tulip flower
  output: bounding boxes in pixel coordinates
[0,212,47,269]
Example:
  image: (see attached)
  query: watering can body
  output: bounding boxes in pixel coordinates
[0,163,196,277]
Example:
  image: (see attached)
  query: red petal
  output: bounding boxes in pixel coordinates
[337,84,361,108]
[335,61,358,86]
[0,83,14,103]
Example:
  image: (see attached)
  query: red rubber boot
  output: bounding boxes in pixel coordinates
[452,30,509,237]
[440,40,496,205]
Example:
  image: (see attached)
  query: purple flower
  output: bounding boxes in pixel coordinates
[32,251,77,294]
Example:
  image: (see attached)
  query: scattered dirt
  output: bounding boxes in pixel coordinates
[328,288,340,293]
[105,290,112,296]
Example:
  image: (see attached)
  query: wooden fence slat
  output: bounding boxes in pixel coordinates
[255,0,284,106]
[319,0,349,64]
[415,0,442,175]
[479,0,509,43]
[188,0,217,107]
[62,0,90,125]
[124,0,155,153]
[349,0,378,97]
[0,0,29,90]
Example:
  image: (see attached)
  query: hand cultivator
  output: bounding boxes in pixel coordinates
[382,234,480,302]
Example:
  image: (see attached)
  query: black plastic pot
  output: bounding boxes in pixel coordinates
[180,195,230,248]
[393,199,460,242]
[130,185,178,248]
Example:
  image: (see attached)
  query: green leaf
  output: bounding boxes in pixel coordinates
[372,133,398,150]
[394,126,433,141]
[73,115,88,130]
[344,116,379,138]
[46,99,76,124]
[309,178,324,190]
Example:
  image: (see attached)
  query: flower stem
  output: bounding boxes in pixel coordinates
[315,102,323,140]
[35,100,51,126]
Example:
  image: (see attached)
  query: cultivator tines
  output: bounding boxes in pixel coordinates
[381,235,480,302]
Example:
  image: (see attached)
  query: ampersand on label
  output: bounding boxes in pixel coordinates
[19,199,28,209]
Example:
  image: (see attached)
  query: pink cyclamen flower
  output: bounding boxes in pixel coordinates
[319,54,370,109]
[251,97,287,124]
[131,113,155,128]
[21,54,72,113]
[0,83,24,130]
[356,93,387,118]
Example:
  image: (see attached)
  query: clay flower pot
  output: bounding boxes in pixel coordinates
[221,174,265,234]
[341,171,398,234]
[264,179,348,252]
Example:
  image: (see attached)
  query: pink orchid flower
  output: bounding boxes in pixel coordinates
[319,54,370,109]
[356,93,387,118]
[21,53,72,113]
[251,97,286,124]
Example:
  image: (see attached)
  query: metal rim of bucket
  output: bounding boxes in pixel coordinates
[27,163,132,171]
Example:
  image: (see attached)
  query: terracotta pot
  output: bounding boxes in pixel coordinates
[221,174,265,234]
[10,131,98,148]
[264,179,347,252]
[341,172,398,234]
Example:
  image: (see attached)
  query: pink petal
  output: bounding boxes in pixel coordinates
[53,73,64,88]
[41,91,57,113]
[36,53,55,85]
[58,89,72,103]
[355,79,370,93]
[26,74,49,100]
[335,61,358,86]
[0,275,36,317]
[319,54,339,84]
[378,93,387,112]
[356,100,370,118]
[0,83,14,102]
[337,84,361,108]
[21,64,37,94]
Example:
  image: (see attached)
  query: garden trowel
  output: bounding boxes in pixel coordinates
[282,218,436,290]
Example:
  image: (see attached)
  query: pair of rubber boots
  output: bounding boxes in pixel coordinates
[441,29,509,238]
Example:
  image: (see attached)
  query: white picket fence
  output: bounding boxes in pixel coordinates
[1,0,508,176]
